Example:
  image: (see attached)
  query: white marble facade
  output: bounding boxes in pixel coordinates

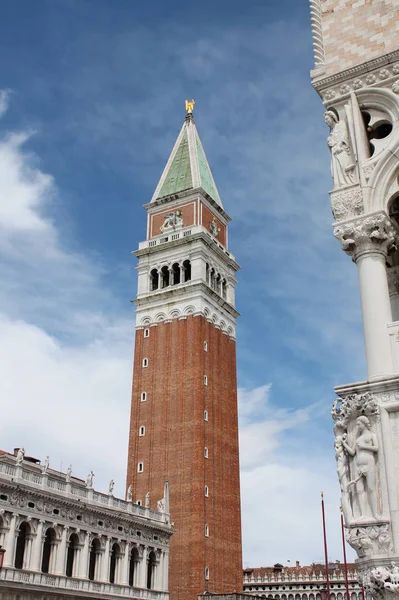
[0,451,172,600]
[310,3,399,599]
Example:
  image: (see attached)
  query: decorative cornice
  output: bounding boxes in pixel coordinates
[333,212,397,260]
[313,50,399,92]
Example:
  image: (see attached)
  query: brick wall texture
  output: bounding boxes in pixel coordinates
[320,0,399,75]
[126,315,242,600]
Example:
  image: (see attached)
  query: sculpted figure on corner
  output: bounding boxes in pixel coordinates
[324,110,355,189]
[342,415,379,520]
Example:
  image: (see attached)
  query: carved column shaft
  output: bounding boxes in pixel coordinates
[3,513,17,568]
[30,520,44,572]
[334,213,397,380]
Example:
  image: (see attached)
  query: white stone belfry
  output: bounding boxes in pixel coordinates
[310,2,399,598]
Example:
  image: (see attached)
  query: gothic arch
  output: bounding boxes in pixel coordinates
[352,88,399,213]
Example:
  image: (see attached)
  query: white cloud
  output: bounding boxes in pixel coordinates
[0,89,10,118]
[238,385,354,566]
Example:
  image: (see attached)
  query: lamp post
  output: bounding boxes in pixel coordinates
[0,546,6,569]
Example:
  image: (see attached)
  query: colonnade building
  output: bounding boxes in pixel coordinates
[0,449,172,600]
[243,563,362,600]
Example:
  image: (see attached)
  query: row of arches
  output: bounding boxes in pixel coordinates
[150,260,191,291]
[13,521,157,589]
[245,592,362,600]
[206,263,227,299]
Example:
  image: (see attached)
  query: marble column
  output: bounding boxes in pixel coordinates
[334,213,396,380]
[138,546,147,588]
[79,532,90,579]
[120,543,130,586]
[30,520,44,572]
[100,537,110,583]
[4,513,17,568]
[55,526,68,575]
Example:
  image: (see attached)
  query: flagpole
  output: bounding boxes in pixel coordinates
[321,492,331,600]
[340,508,350,600]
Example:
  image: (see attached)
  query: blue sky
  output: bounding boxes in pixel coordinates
[0,0,365,567]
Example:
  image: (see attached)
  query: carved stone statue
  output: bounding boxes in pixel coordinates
[126,484,133,502]
[334,436,353,524]
[160,210,183,232]
[392,81,399,94]
[66,465,72,482]
[185,99,195,114]
[109,479,115,495]
[145,492,150,508]
[210,218,220,238]
[324,110,355,189]
[342,415,379,520]
[16,448,25,465]
[42,456,50,474]
[157,498,165,512]
[86,471,94,488]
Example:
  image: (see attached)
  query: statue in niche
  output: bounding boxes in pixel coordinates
[324,110,356,189]
[342,415,379,520]
[16,448,25,465]
[145,492,150,508]
[126,484,133,502]
[334,436,353,524]
[160,210,183,232]
[66,465,72,482]
[210,218,220,238]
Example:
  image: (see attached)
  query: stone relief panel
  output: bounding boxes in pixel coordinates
[330,185,363,221]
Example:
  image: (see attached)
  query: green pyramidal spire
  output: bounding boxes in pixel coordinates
[151,107,223,207]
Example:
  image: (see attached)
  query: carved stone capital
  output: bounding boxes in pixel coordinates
[332,392,379,431]
[346,523,393,559]
[330,185,364,222]
[359,561,399,600]
[387,266,399,296]
[334,213,397,260]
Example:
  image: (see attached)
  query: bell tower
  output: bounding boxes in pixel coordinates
[126,103,242,600]
[310,1,399,598]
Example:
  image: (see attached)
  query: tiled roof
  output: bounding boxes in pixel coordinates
[151,113,222,207]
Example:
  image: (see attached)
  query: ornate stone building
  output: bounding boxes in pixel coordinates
[126,106,242,599]
[243,563,362,600]
[0,449,172,599]
[309,1,399,598]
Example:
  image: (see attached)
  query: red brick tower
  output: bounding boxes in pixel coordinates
[126,104,242,600]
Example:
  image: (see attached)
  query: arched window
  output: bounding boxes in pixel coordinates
[15,522,30,569]
[183,260,191,282]
[172,263,180,285]
[161,266,170,288]
[147,550,156,590]
[41,527,56,574]
[216,273,221,295]
[150,269,159,291]
[206,263,210,285]
[129,546,140,587]
[109,542,121,584]
[222,279,227,299]
[88,537,101,581]
[66,533,79,578]
[210,268,216,290]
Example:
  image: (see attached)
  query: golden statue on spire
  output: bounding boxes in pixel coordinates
[185,99,195,114]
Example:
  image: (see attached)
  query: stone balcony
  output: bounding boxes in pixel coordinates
[0,567,169,599]
[137,224,235,261]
